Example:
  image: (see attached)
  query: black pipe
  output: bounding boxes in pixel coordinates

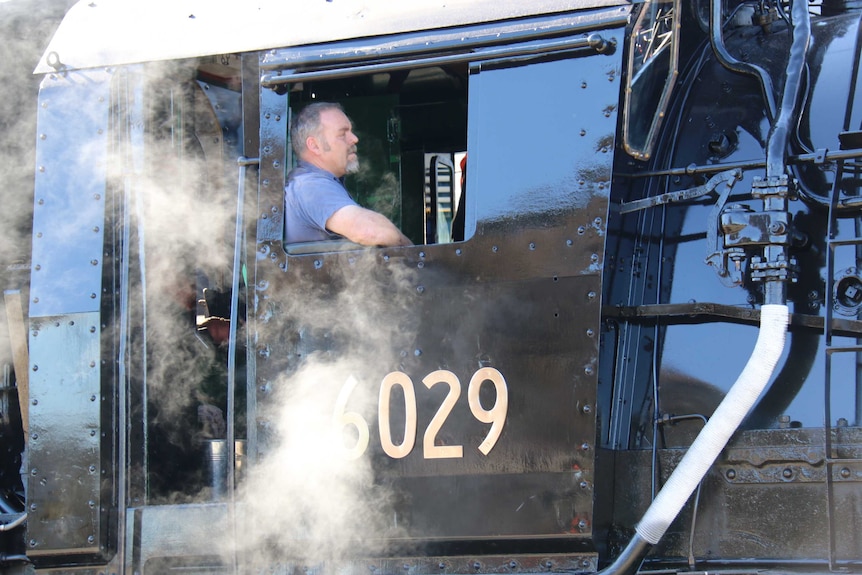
[710,0,777,121]
[766,0,811,178]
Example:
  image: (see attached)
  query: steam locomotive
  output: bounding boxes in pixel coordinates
[0,0,860,573]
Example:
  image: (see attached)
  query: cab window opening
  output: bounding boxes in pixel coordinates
[282,64,469,250]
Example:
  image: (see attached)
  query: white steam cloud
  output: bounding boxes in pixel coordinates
[3,3,417,568]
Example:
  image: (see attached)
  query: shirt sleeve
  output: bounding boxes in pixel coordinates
[289,173,357,235]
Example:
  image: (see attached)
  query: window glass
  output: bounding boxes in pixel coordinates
[623,0,680,160]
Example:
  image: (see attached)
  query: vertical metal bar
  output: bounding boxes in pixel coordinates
[117,177,132,575]
[227,156,258,573]
[824,157,844,571]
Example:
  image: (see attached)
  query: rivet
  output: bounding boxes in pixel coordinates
[90,293,97,299]
[32,365,38,371]
[93,193,101,200]
[584,366,594,375]
[88,464,96,473]
[529,242,536,250]
[455,248,462,256]
[581,442,590,451]
[582,404,592,413]
[38,166,45,173]
[90,395,97,402]
[580,129,586,136]
[34,264,41,271]
[90,326,96,333]
[586,328,594,337]
[414,349,422,357]
[726,469,736,479]
[89,361,96,368]
[91,259,99,266]
[416,285,425,294]
[32,399,38,405]
[87,535,95,544]
[31,433,38,440]
[39,133,46,140]
[840,467,851,478]
[782,468,793,479]
[492,245,498,252]
[37,198,44,204]
[587,291,596,299]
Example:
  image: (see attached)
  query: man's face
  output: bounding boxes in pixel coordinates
[312,108,360,177]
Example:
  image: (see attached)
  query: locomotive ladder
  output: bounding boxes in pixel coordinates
[822,141,862,572]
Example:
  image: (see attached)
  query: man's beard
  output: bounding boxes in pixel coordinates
[346,152,360,174]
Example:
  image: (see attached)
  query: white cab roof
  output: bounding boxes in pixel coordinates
[36,0,629,74]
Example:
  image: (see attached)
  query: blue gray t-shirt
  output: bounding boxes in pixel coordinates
[283,161,357,243]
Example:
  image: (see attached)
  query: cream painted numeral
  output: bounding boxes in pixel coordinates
[422,370,464,459]
[335,367,509,460]
[468,367,509,455]
[333,375,370,460]
[378,371,418,458]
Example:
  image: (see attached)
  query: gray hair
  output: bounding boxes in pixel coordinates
[290,101,346,158]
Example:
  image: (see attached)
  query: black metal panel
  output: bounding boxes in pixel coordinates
[610,428,862,565]
[252,31,621,556]
[28,68,113,563]
[30,69,110,319]
[28,314,103,558]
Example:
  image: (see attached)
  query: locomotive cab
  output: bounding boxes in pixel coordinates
[1,0,861,573]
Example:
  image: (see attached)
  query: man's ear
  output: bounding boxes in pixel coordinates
[306,136,321,156]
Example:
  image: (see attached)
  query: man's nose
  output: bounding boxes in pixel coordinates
[349,132,359,146]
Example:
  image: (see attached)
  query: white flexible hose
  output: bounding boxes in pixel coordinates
[635,304,789,544]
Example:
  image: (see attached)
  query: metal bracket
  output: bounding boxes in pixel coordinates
[699,169,745,285]
[619,168,741,214]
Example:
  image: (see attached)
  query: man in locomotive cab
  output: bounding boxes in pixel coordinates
[284,102,413,247]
